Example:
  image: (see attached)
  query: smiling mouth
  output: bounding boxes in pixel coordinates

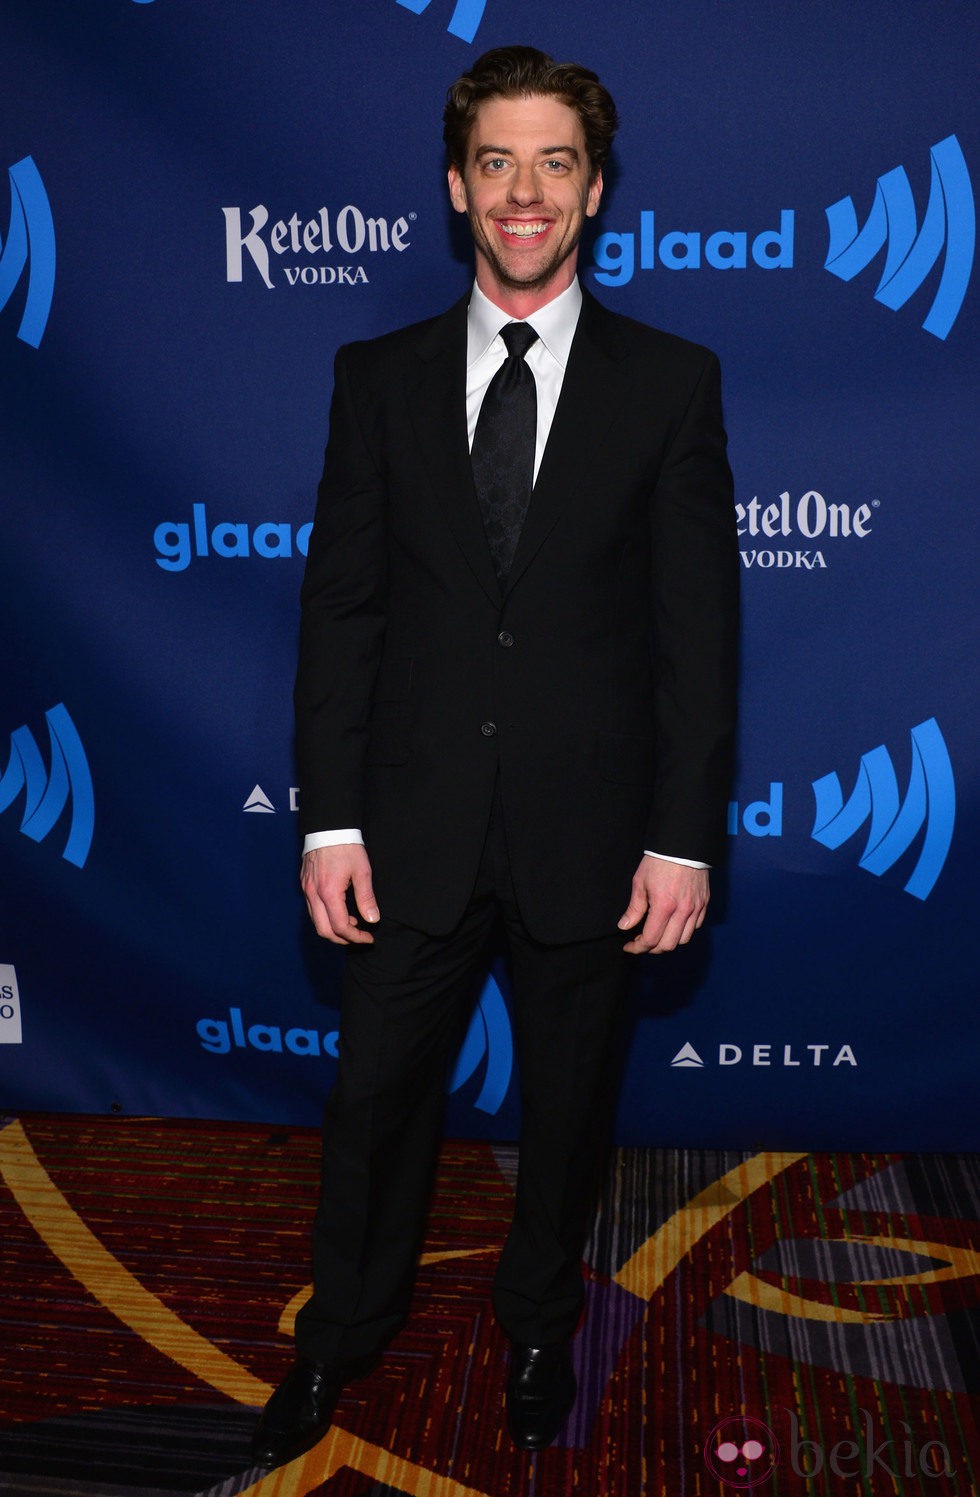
[498,220,551,239]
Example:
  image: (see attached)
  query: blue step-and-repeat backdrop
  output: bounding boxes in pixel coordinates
[2,1,977,1148]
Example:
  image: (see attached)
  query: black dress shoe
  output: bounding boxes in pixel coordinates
[506,1341,576,1451]
[251,1357,347,1468]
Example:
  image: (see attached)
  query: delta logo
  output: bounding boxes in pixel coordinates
[242,785,298,814]
[671,1042,857,1070]
[592,135,974,340]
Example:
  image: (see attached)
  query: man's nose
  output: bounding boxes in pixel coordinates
[507,164,542,205]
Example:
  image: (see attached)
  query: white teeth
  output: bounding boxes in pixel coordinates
[500,222,548,238]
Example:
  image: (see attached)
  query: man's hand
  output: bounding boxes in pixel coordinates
[300,843,380,945]
[618,856,709,954]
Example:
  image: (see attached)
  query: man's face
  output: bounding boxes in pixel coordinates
[448,93,603,307]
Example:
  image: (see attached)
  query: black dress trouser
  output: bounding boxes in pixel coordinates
[294,786,632,1364]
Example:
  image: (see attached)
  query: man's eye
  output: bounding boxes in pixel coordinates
[545,159,569,171]
[484,158,508,172]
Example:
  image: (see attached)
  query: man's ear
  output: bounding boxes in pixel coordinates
[447,166,467,215]
[586,169,604,219]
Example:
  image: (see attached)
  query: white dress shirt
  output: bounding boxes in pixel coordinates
[303,279,706,870]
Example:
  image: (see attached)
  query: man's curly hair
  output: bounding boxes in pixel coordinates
[443,45,618,182]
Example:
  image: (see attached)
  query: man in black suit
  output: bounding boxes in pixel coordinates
[252,45,738,1468]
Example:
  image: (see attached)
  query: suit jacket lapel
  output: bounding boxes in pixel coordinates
[405,288,629,606]
[506,290,628,594]
[407,294,502,607]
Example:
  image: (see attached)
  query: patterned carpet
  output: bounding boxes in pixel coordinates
[0,1114,978,1495]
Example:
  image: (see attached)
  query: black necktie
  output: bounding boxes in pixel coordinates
[471,321,539,583]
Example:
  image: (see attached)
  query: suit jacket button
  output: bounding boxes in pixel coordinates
[497,630,514,648]
[481,721,497,737]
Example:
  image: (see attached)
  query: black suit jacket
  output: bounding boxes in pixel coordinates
[295,288,738,943]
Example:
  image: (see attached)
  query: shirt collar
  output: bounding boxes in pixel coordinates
[466,278,583,368]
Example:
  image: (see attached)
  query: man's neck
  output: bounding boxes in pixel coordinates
[474,260,579,321]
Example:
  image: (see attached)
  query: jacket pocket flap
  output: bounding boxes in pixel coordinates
[600,730,655,786]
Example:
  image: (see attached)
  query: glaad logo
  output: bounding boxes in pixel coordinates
[197,1005,342,1061]
[825,135,975,341]
[196,974,513,1114]
[591,136,974,337]
[154,503,312,572]
[223,203,412,289]
[138,0,490,32]
[0,965,22,1045]
[811,718,954,901]
[0,157,56,348]
[593,209,794,287]
[448,971,513,1114]
[728,719,954,901]
[0,705,94,868]
[394,0,488,45]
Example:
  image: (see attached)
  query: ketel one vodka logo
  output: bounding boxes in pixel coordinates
[0,157,56,348]
[223,202,412,289]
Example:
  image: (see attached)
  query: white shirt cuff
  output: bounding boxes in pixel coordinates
[643,850,710,869]
[303,829,364,854]
[301,832,705,870]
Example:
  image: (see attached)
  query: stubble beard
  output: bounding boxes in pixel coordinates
[476,216,583,295]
